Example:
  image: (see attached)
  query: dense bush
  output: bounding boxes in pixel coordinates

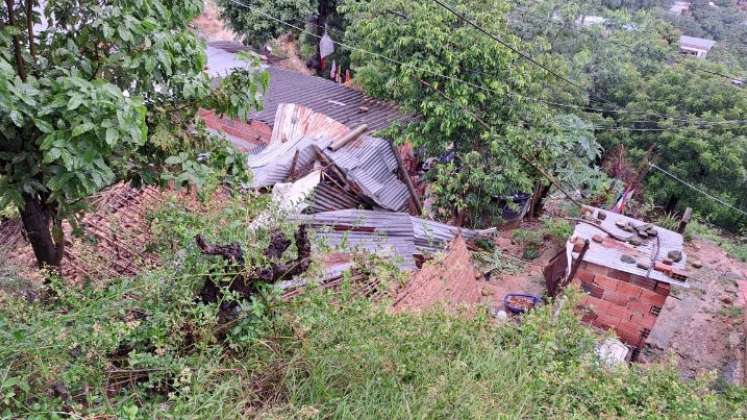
[1,196,746,417]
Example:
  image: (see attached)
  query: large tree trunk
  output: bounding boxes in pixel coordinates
[19,194,64,269]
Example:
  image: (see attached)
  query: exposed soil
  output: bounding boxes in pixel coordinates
[481,225,558,313]
[193,0,238,43]
[393,235,484,314]
[193,1,313,76]
[642,239,746,384]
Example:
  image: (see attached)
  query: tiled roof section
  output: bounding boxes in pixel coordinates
[679,35,716,51]
[570,206,688,287]
[205,41,413,131]
[1,183,165,282]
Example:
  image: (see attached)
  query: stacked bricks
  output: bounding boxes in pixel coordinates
[198,109,272,147]
[574,261,669,348]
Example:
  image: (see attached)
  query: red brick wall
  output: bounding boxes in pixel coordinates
[573,261,669,348]
[198,109,272,149]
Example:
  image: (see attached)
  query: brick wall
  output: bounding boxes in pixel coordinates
[198,109,272,149]
[573,261,669,348]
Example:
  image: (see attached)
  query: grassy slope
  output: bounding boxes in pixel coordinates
[1,197,746,418]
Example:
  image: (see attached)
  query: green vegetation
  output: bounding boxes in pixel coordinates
[2,194,747,417]
[541,216,573,244]
[719,305,744,320]
[341,0,602,227]
[686,218,747,262]
[214,0,747,231]
[511,228,545,260]
[218,0,349,73]
[0,0,266,268]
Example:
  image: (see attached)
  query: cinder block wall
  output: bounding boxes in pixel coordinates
[573,261,670,348]
[197,109,272,146]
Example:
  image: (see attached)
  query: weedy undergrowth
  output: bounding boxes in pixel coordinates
[2,195,747,418]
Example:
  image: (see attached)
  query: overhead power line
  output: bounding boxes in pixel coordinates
[427,0,618,109]
[649,163,747,219]
[428,0,747,128]
[226,0,747,131]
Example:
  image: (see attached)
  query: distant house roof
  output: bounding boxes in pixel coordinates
[247,103,415,212]
[570,206,688,287]
[679,35,717,51]
[669,1,691,14]
[576,15,607,27]
[205,41,412,131]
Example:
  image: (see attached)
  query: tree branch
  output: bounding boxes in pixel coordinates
[418,78,583,207]
[26,0,35,59]
[5,0,27,80]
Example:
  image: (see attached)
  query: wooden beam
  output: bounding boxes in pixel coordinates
[328,124,368,151]
[677,207,692,234]
[388,140,423,215]
[563,239,590,289]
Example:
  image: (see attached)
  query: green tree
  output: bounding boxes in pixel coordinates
[217,0,347,73]
[341,0,600,226]
[598,63,747,228]
[0,0,267,268]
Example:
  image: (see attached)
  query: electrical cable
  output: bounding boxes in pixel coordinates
[648,163,747,218]
[225,0,747,131]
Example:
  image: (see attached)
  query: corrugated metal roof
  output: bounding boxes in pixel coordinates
[205,41,413,131]
[571,206,688,287]
[254,67,412,131]
[679,35,716,51]
[248,104,413,212]
[296,209,496,272]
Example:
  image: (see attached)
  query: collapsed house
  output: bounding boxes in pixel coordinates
[274,208,494,292]
[545,206,688,351]
[1,183,166,281]
[247,103,421,214]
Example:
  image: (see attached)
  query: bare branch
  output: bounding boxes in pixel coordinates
[5,0,27,80]
[26,0,35,58]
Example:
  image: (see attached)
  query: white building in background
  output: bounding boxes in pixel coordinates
[679,35,716,58]
[670,1,691,15]
[576,15,608,28]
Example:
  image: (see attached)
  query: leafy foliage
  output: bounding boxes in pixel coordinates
[218,0,319,48]
[0,0,267,266]
[341,0,602,226]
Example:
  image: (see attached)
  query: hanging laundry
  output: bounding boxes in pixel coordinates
[319,29,334,70]
[330,60,337,80]
[610,186,635,214]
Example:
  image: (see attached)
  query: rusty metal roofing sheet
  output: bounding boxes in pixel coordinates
[248,104,413,211]
[571,206,688,287]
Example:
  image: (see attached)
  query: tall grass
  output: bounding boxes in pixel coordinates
[2,196,746,417]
